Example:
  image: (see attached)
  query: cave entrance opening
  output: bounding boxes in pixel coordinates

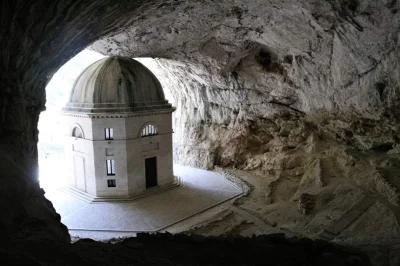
[37,49,178,193]
[37,51,176,192]
[33,45,245,240]
[37,49,105,191]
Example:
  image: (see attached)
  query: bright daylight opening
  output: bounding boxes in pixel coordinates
[37,51,173,190]
[37,50,241,241]
[38,49,105,190]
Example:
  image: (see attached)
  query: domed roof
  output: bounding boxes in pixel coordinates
[63,56,173,113]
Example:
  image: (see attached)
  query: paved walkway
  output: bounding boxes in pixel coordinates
[44,164,242,233]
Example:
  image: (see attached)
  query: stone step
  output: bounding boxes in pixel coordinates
[60,187,95,203]
[59,176,181,203]
[319,196,375,241]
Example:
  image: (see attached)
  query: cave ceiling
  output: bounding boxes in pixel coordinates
[1,0,400,251]
[90,0,400,117]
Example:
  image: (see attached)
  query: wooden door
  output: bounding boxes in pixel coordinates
[145,157,157,189]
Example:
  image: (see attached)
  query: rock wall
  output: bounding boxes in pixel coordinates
[91,0,400,168]
[0,0,161,241]
[0,0,400,248]
[90,1,400,254]
[133,49,400,170]
[2,232,372,265]
[91,0,400,115]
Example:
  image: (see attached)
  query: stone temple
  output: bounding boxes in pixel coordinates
[62,56,176,199]
[2,1,400,264]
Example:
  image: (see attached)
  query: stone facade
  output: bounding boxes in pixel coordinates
[62,57,175,199]
[63,112,175,198]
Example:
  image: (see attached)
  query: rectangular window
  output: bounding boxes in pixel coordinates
[105,128,114,140]
[107,179,116,187]
[106,159,115,176]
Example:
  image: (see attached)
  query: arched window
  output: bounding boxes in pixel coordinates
[72,126,84,138]
[141,124,158,137]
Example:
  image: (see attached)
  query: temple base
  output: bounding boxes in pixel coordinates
[61,176,181,203]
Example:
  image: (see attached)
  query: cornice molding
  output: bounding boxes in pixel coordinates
[61,109,175,119]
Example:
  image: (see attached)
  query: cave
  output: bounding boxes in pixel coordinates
[1,0,400,265]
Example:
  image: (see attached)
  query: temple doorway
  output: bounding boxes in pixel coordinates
[145,157,158,189]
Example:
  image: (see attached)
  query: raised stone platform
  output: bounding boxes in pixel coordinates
[60,176,181,203]
[44,164,242,233]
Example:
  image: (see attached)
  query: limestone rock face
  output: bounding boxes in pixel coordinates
[298,193,316,215]
[90,0,400,169]
[89,1,400,253]
[91,0,400,117]
[0,0,400,254]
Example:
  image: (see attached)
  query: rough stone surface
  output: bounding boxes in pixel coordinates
[215,166,252,196]
[90,0,400,168]
[0,0,156,242]
[298,193,316,215]
[0,232,372,265]
[1,0,400,264]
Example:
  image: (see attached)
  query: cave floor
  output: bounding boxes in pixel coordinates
[43,164,242,238]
